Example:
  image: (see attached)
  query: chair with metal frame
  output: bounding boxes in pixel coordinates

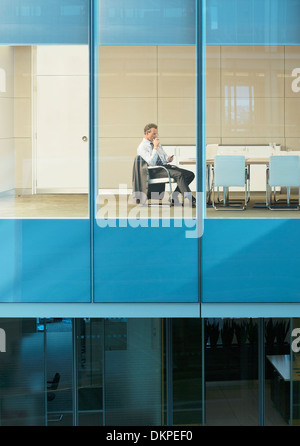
[212,155,248,211]
[266,155,300,210]
[47,372,60,402]
[132,155,176,206]
[206,144,219,205]
[147,165,176,205]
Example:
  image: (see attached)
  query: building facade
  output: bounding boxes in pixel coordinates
[0,0,300,426]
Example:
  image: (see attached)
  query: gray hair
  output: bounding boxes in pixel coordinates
[144,123,157,134]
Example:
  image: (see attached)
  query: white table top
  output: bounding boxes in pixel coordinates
[267,355,290,381]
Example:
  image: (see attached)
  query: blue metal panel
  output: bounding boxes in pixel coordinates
[0,302,200,318]
[202,219,300,303]
[0,0,88,45]
[99,0,196,45]
[0,221,17,302]
[1,0,300,46]
[0,219,91,303]
[206,0,300,45]
[98,0,300,46]
[93,221,199,303]
[202,303,300,318]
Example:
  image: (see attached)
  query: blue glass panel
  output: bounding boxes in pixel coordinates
[1,0,300,46]
[0,0,88,44]
[99,0,196,45]
[0,219,91,302]
[94,222,199,303]
[207,0,300,45]
[202,219,300,303]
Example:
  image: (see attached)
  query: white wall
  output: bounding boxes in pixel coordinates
[14,46,32,192]
[0,47,14,193]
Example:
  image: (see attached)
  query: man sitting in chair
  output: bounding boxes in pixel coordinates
[137,123,196,207]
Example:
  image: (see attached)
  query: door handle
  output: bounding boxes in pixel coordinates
[82,136,88,142]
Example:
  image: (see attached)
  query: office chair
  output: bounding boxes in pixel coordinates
[132,155,176,206]
[212,155,248,210]
[47,372,60,402]
[267,155,300,210]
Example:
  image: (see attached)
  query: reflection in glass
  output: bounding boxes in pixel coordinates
[77,318,104,426]
[0,317,297,425]
[0,318,45,426]
[104,318,162,425]
[265,318,290,426]
[46,318,73,426]
[205,318,259,426]
[172,319,202,425]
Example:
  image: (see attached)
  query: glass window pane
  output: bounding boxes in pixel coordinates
[97,1,197,221]
[0,0,89,218]
[265,318,290,426]
[205,318,259,426]
[104,318,162,425]
[77,318,104,426]
[97,44,197,219]
[99,0,196,45]
[94,0,199,305]
[206,44,292,217]
[0,44,89,218]
[0,318,45,426]
[173,319,202,425]
[205,1,300,218]
[0,2,91,304]
[0,0,88,45]
[46,318,73,426]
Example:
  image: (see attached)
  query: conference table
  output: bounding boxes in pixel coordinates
[179,157,270,207]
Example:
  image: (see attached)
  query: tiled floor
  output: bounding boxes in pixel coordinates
[0,192,197,219]
[205,380,289,426]
[0,191,299,219]
[207,192,300,218]
[0,193,89,218]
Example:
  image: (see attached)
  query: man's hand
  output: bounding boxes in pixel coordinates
[153,137,160,150]
[167,155,174,163]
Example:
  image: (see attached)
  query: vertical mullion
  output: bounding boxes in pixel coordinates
[197,0,206,221]
[89,0,97,303]
[258,319,265,426]
[72,319,79,426]
[290,318,293,425]
[197,0,206,424]
[44,319,48,426]
[201,318,206,425]
[103,319,106,426]
[166,318,173,426]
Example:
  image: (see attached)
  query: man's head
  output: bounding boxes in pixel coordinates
[144,123,158,141]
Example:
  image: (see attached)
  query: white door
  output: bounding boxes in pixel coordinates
[35,46,89,192]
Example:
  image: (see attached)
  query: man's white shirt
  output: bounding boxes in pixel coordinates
[137,138,168,166]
